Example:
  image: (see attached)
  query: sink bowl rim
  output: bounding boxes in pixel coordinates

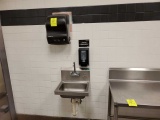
[54,81,89,96]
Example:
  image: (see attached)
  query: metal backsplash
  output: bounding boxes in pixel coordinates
[109,68,160,81]
[61,69,90,81]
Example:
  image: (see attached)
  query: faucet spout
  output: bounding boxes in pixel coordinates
[70,62,80,77]
[73,62,76,73]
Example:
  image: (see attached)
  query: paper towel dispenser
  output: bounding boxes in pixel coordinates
[46,14,70,45]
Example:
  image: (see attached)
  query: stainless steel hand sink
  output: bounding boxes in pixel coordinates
[55,81,89,98]
[54,68,90,99]
[59,82,88,92]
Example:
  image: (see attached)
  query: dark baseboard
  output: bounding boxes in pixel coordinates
[17,114,97,120]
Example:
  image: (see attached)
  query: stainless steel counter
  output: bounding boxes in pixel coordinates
[110,80,160,108]
[108,68,160,120]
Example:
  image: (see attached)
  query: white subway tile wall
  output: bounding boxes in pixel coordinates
[2,21,160,119]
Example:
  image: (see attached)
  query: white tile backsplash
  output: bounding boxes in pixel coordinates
[2,21,160,119]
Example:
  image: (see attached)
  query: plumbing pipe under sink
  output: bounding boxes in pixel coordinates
[71,99,81,116]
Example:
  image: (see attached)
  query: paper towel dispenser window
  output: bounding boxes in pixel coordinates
[46,14,70,45]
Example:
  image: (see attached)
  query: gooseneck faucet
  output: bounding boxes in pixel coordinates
[73,62,76,73]
[70,62,80,77]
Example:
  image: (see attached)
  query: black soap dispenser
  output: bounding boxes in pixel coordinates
[79,48,89,67]
[46,14,70,45]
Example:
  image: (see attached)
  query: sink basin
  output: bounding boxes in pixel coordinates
[54,68,90,99]
[55,81,89,98]
[59,82,87,92]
